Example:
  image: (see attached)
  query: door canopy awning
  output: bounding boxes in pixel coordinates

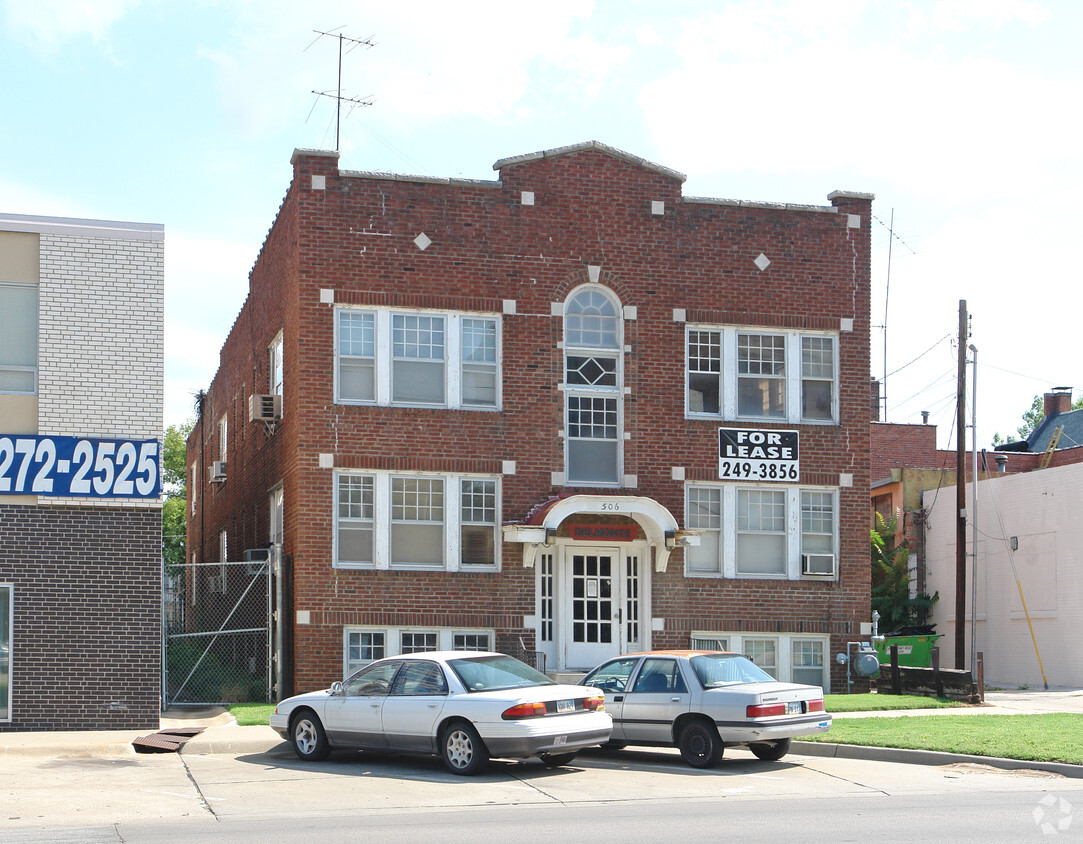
[502,494,700,572]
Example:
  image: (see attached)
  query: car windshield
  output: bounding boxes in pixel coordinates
[691,654,776,687]
[447,654,555,692]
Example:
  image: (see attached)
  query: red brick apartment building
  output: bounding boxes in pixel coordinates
[187,141,874,697]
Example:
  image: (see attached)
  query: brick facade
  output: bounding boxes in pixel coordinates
[0,506,161,731]
[189,143,873,695]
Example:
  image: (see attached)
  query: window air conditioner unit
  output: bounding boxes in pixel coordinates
[249,393,282,422]
[245,547,270,575]
[210,461,227,482]
[207,574,226,594]
[801,553,836,576]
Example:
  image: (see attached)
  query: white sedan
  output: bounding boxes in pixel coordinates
[579,650,831,767]
[270,651,612,775]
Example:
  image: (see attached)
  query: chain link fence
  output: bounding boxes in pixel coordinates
[163,556,272,707]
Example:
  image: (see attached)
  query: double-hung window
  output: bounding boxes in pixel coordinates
[344,627,492,676]
[392,314,445,405]
[564,287,622,485]
[736,488,786,575]
[391,477,445,567]
[269,331,284,398]
[685,486,722,573]
[334,471,499,571]
[0,284,37,394]
[335,308,499,409]
[686,327,838,423]
[737,332,786,419]
[801,336,836,421]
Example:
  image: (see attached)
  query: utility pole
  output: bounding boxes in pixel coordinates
[955,300,968,669]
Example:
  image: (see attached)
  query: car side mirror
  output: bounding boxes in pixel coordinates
[330,681,344,696]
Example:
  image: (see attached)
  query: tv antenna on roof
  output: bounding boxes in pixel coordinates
[305,27,375,152]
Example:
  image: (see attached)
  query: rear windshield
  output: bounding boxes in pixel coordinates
[691,654,775,688]
[448,654,555,692]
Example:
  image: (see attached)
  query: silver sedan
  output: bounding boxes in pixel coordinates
[579,649,832,767]
[270,651,612,775]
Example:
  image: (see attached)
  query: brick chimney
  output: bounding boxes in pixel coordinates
[1043,388,1073,419]
[870,378,881,422]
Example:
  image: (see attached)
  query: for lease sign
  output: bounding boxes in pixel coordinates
[718,428,799,482]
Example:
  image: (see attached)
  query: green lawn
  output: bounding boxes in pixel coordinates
[824,693,959,712]
[803,713,1083,765]
[229,702,276,726]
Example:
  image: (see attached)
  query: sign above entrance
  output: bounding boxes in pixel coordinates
[566,523,642,542]
[718,428,799,482]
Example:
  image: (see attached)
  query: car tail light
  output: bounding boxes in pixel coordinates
[502,701,547,720]
[807,699,825,712]
[746,702,787,718]
[583,693,605,712]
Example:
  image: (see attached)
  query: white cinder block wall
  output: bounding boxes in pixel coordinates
[37,233,164,441]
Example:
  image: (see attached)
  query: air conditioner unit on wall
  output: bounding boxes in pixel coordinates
[207,573,226,594]
[210,460,227,482]
[801,553,836,576]
[249,393,282,422]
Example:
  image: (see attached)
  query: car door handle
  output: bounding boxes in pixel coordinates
[670,697,681,702]
[613,696,624,702]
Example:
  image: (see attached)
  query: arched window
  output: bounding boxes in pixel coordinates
[563,286,622,485]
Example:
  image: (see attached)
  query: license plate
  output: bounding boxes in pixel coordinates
[556,699,574,714]
[553,735,567,746]
[786,701,803,715]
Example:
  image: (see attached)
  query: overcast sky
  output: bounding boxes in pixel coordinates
[2,0,1079,450]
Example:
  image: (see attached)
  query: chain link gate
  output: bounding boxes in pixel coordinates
[163,551,273,708]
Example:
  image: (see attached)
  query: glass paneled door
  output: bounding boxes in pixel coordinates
[561,547,642,669]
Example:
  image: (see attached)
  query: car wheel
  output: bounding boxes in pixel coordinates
[441,721,489,776]
[677,719,723,768]
[539,752,578,768]
[290,710,331,761]
[750,738,791,761]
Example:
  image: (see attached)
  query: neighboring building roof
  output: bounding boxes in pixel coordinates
[492,140,688,183]
[1025,406,1083,454]
[0,211,164,241]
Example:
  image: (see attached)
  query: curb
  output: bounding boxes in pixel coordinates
[794,740,1083,779]
[179,725,288,757]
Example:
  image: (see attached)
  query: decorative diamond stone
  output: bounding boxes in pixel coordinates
[414,232,432,251]
[754,252,771,271]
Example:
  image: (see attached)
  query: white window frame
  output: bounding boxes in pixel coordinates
[685,326,839,424]
[1,583,11,722]
[691,631,830,691]
[0,283,38,396]
[684,484,838,581]
[269,331,284,399]
[563,285,624,486]
[343,626,493,676]
[334,306,501,410]
[217,414,228,463]
[334,470,500,572]
[791,638,827,688]
[190,464,198,515]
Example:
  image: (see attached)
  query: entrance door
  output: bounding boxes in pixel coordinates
[561,546,643,669]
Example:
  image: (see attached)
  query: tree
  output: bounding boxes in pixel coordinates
[162,420,194,573]
[993,393,1083,446]
[871,510,937,632]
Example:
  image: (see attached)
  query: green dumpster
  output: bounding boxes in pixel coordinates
[874,634,942,668]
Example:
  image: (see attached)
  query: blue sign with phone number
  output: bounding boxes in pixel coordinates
[0,435,161,499]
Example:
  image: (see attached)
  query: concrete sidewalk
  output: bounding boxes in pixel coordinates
[1,687,1081,762]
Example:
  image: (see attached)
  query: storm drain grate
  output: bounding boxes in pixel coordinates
[132,727,205,753]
